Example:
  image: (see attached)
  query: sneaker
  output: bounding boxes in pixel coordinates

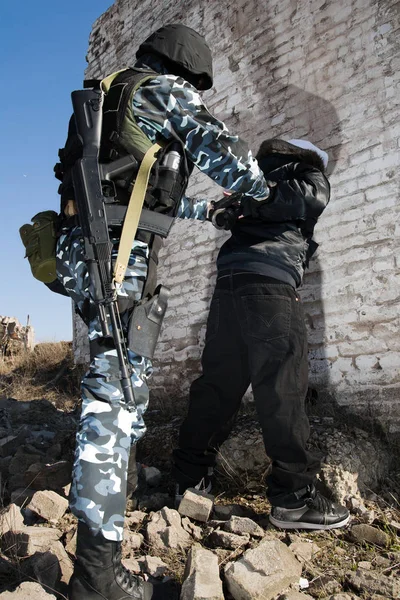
[269,484,350,531]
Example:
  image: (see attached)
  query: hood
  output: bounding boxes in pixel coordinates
[136,24,213,90]
[256,138,328,173]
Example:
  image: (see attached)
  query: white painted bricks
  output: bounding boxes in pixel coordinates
[75,0,400,435]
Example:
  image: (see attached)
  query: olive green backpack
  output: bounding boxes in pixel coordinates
[19,211,59,283]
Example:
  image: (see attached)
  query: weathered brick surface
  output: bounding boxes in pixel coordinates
[75,0,400,434]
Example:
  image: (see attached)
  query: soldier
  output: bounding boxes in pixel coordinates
[56,24,270,600]
[173,138,350,532]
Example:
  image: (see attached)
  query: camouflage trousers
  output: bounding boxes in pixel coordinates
[56,226,152,541]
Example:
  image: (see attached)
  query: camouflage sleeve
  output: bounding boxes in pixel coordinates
[177,196,208,220]
[132,75,269,200]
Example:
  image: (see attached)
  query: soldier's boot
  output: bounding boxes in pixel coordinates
[68,521,153,600]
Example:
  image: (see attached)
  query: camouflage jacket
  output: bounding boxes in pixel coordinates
[132,71,269,202]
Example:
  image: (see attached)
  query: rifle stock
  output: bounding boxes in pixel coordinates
[71,88,136,409]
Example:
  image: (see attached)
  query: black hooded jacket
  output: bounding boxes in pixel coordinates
[217,139,330,288]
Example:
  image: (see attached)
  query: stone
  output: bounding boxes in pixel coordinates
[0,581,56,598]
[181,545,224,600]
[357,560,372,569]
[24,461,72,491]
[212,504,257,521]
[10,488,36,507]
[123,531,143,553]
[224,538,302,600]
[349,524,390,547]
[48,540,74,584]
[140,555,168,578]
[346,569,400,598]
[138,493,170,512]
[309,576,342,596]
[8,451,44,475]
[125,510,147,527]
[178,489,214,522]
[288,540,320,563]
[1,526,62,557]
[64,527,77,556]
[145,507,191,551]
[27,490,68,523]
[209,530,250,550]
[142,466,162,487]
[277,593,313,600]
[326,596,359,600]
[21,551,61,592]
[122,557,141,574]
[0,504,24,535]
[223,516,264,538]
[182,517,203,540]
[0,428,29,458]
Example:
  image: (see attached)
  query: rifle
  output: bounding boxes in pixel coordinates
[71,87,139,408]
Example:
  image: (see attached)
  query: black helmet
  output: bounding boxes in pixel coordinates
[136,24,213,90]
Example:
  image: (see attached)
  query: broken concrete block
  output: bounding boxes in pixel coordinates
[123,530,144,555]
[209,530,250,550]
[142,466,162,487]
[0,428,29,458]
[146,507,191,551]
[21,551,61,593]
[224,516,264,538]
[125,510,147,527]
[212,504,256,521]
[25,460,72,491]
[10,488,36,507]
[277,593,314,600]
[64,527,77,556]
[288,540,320,563]
[27,490,69,523]
[139,555,168,578]
[178,489,214,522]
[182,517,202,540]
[48,540,74,584]
[0,581,56,598]
[224,538,302,600]
[349,524,390,547]
[1,526,62,557]
[0,503,24,535]
[181,544,224,600]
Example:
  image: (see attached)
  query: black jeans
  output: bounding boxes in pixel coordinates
[173,270,320,504]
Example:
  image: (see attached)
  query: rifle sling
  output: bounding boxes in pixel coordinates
[113,142,163,286]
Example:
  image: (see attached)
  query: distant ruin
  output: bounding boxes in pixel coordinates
[0,316,35,356]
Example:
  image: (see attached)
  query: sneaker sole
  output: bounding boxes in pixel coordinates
[269,513,350,530]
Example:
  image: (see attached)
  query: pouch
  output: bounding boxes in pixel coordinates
[128,285,170,358]
[19,211,59,283]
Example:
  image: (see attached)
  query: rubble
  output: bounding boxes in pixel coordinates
[0,315,34,356]
[0,582,55,599]
[0,504,24,535]
[224,538,302,600]
[178,488,214,522]
[26,490,69,523]
[181,545,224,600]
[0,366,399,599]
[145,507,192,551]
[349,523,391,547]
[1,526,62,557]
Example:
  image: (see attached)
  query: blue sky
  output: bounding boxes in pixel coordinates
[1,1,112,341]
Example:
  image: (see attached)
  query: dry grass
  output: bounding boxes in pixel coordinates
[0,342,84,411]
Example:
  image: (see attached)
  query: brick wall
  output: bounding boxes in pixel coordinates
[77,0,400,435]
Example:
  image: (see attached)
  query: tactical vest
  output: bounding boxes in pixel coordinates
[56,67,190,221]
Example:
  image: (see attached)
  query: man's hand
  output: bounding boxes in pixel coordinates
[64,199,78,217]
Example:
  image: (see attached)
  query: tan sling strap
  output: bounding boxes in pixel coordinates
[113,141,163,286]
